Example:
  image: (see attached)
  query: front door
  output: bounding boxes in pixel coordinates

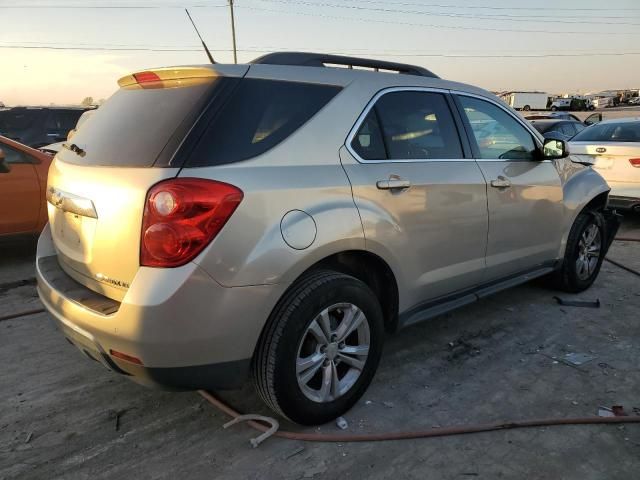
[340,89,488,311]
[0,144,41,235]
[454,94,564,281]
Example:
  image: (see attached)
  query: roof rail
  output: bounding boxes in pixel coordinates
[250,52,439,78]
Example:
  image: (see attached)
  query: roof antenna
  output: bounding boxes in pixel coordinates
[185,8,215,64]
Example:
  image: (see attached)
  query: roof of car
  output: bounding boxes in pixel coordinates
[596,117,640,125]
[2,106,95,111]
[250,52,439,78]
[529,119,575,125]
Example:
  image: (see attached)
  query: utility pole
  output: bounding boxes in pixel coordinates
[229,0,238,64]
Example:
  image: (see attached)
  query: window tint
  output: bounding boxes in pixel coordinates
[574,123,586,133]
[459,96,536,160]
[187,79,341,167]
[366,91,463,160]
[0,109,44,131]
[62,79,223,167]
[351,110,386,160]
[572,122,640,142]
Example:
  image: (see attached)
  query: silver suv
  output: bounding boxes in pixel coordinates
[36,53,619,425]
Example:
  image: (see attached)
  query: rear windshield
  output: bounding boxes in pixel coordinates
[0,109,44,131]
[185,79,341,167]
[572,122,640,142]
[62,80,219,167]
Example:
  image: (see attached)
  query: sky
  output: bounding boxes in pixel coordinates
[1,0,640,105]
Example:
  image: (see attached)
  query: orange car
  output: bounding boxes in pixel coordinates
[0,135,52,237]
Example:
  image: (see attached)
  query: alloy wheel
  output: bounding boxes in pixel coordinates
[576,223,601,280]
[295,303,370,403]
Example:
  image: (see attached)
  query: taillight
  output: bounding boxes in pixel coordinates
[630,158,640,168]
[133,71,161,84]
[140,178,243,268]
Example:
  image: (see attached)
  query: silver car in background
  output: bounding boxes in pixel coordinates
[569,118,640,211]
[36,53,619,425]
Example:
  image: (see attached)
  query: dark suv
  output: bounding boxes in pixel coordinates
[0,106,92,148]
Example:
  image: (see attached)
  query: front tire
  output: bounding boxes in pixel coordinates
[252,270,384,425]
[553,210,606,292]
[523,105,531,111]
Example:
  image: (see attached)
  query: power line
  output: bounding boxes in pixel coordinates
[0,3,226,8]
[289,0,640,12]
[238,4,640,35]
[252,0,640,26]
[2,43,640,59]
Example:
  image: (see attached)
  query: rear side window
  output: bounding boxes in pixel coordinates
[352,91,463,161]
[186,79,341,167]
[46,110,83,132]
[0,110,43,131]
[572,122,640,142]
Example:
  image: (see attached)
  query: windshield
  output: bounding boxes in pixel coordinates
[62,80,220,167]
[572,122,640,142]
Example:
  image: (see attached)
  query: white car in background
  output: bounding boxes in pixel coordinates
[570,118,640,211]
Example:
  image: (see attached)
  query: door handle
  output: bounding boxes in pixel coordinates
[376,179,411,190]
[490,177,511,189]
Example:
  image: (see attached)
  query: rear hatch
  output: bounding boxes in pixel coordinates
[47,65,247,301]
[569,121,640,184]
[570,142,640,182]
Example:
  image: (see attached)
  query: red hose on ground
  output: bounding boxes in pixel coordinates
[198,390,640,443]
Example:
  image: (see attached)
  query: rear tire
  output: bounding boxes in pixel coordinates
[551,106,558,111]
[252,270,384,425]
[551,210,606,293]
[523,105,531,111]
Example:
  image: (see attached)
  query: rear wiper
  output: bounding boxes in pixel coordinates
[63,143,86,157]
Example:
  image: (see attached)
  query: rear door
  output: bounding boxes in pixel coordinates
[454,93,564,280]
[0,143,41,235]
[340,88,488,308]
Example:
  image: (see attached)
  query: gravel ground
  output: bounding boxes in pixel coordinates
[1,216,639,480]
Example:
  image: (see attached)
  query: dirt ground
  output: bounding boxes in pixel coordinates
[1,215,639,480]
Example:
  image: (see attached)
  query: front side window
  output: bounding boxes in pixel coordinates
[0,144,29,164]
[351,109,386,160]
[458,95,536,160]
[351,90,463,161]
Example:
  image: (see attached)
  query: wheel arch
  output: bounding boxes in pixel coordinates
[252,249,400,365]
[558,165,611,259]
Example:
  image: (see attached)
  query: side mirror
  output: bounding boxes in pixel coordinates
[0,149,10,173]
[542,134,569,160]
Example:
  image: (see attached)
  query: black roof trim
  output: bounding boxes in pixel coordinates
[251,52,439,78]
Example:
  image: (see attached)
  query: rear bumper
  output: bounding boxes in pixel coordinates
[36,224,287,390]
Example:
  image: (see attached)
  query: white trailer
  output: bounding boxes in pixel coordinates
[505,92,549,111]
